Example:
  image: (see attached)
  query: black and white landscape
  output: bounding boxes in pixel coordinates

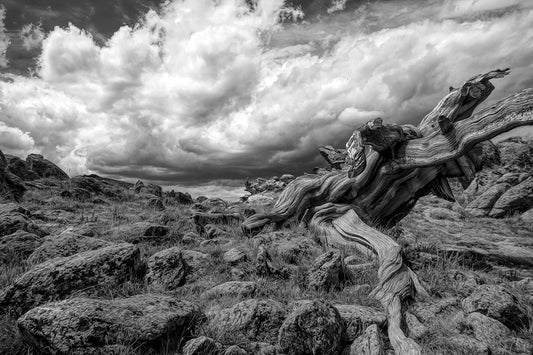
[0,1,532,354]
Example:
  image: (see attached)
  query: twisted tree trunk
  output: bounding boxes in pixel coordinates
[242,69,533,355]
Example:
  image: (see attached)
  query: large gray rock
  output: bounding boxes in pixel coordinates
[0,230,43,262]
[466,182,512,216]
[278,299,345,355]
[27,231,112,264]
[145,247,190,290]
[489,177,533,217]
[25,153,69,180]
[207,299,286,343]
[17,294,203,355]
[308,251,345,292]
[348,324,384,355]
[462,284,528,330]
[0,243,141,316]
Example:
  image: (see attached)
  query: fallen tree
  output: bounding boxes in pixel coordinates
[242,69,533,355]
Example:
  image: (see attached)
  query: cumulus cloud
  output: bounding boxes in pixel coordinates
[0,0,533,187]
[20,23,45,51]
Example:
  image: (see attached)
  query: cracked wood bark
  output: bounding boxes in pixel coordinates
[242,69,533,355]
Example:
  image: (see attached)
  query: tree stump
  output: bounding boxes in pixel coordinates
[242,69,533,354]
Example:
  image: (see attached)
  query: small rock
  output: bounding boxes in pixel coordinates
[202,281,257,299]
[224,248,247,265]
[462,284,528,330]
[278,299,345,355]
[405,312,428,340]
[207,299,286,343]
[348,324,384,355]
[145,247,190,290]
[255,246,277,277]
[17,294,202,354]
[308,251,345,292]
[183,336,218,355]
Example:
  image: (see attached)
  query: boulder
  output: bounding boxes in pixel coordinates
[462,284,528,330]
[443,335,489,355]
[223,248,247,265]
[489,177,533,217]
[242,342,277,355]
[0,231,42,262]
[348,324,384,355]
[308,251,345,292]
[147,196,165,210]
[145,247,190,290]
[466,183,512,216]
[0,243,142,316]
[25,154,69,180]
[106,222,169,243]
[17,294,203,355]
[182,336,218,355]
[27,231,113,264]
[0,211,47,237]
[461,312,510,350]
[278,299,345,355]
[202,281,257,299]
[207,299,286,343]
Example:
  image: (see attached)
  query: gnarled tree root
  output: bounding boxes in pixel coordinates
[310,205,429,355]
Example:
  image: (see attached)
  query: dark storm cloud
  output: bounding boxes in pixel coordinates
[0,0,533,191]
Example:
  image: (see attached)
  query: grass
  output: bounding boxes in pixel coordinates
[1,181,532,355]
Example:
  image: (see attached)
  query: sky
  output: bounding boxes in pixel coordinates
[0,0,533,199]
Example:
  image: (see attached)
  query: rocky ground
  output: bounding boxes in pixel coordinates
[0,138,532,355]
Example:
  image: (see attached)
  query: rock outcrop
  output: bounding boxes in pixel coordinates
[25,154,69,180]
[18,294,203,354]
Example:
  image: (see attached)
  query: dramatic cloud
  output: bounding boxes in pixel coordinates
[0,6,9,68]
[0,0,533,194]
[20,23,45,51]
